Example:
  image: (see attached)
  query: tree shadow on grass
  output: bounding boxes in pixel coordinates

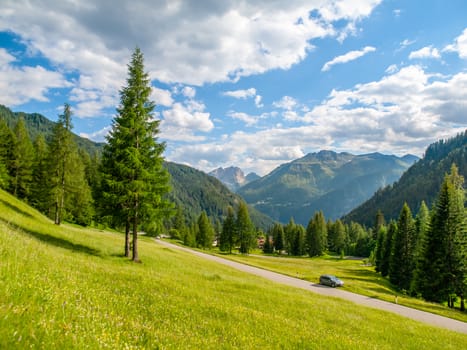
[0,217,101,257]
[0,198,35,219]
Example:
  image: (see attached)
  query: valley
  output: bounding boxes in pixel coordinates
[1,189,466,348]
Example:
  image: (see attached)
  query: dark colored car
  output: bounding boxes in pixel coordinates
[319,274,344,287]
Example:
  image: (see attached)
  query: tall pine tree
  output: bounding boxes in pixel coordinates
[0,118,14,189]
[236,201,255,254]
[306,211,327,257]
[380,221,396,277]
[220,206,236,253]
[48,103,75,225]
[389,202,415,291]
[415,164,466,307]
[101,47,172,262]
[30,134,50,213]
[11,118,34,199]
[196,211,214,248]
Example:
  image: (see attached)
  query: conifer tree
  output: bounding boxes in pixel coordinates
[236,201,255,254]
[197,211,214,248]
[415,165,466,306]
[291,224,306,256]
[48,103,75,225]
[11,118,34,199]
[220,206,236,253]
[101,47,172,262]
[374,209,386,237]
[329,219,347,253]
[375,226,387,273]
[30,134,50,212]
[306,211,327,257]
[0,118,14,189]
[262,234,273,254]
[380,221,396,277]
[270,223,284,253]
[66,150,94,225]
[410,201,430,294]
[284,218,297,255]
[389,202,416,290]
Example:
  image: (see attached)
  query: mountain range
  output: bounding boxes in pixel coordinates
[7,104,463,231]
[237,151,418,225]
[208,166,260,191]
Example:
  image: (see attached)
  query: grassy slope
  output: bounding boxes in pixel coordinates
[0,190,466,349]
[215,253,467,323]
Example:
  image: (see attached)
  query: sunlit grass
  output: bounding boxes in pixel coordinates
[1,189,466,348]
[212,251,467,323]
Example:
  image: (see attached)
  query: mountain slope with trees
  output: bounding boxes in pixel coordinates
[0,104,104,156]
[238,150,417,225]
[344,131,467,226]
[166,162,274,230]
[0,105,273,232]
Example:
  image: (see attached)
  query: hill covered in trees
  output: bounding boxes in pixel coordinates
[0,104,273,231]
[0,104,104,156]
[344,131,467,226]
[238,150,417,225]
[166,162,273,230]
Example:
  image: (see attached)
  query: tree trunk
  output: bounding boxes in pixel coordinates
[132,208,140,263]
[125,218,130,257]
[460,296,465,312]
[54,200,60,225]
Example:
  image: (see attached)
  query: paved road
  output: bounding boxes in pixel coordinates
[156,239,467,335]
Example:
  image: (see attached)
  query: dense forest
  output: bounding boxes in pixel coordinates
[345,131,467,226]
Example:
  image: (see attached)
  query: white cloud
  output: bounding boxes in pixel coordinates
[255,95,264,108]
[321,46,376,72]
[409,46,441,59]
[167,65,467,175]
[181,86,196,99]
[0,0,382,89]
[161,100,214,142]
[151,87,173,107]
[444,28,467,59]
[227,111,258,126]
[80,125,112,142]
[0,48,70,106]
[223,87,264,108]
[385,64,398,74]
[273,96,298,110]
[222,88,257,99]
[399,39,415,50]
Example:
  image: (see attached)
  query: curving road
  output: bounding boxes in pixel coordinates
[156,239,467,335]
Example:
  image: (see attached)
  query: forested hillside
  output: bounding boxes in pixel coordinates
[0,104,273,231]
[238,150,417,225]
[0,104,104,156]
[344,131,467,226]
[166,162,273,229]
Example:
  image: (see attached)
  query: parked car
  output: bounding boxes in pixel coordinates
[319,274,344,287]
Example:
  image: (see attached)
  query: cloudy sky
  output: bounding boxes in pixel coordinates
[1,0,466,175]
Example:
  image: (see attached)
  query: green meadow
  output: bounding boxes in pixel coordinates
[215,252,467,323]
[1,189,466,349]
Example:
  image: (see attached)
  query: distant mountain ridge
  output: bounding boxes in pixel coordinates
[344,131,467,226]
[209,166,260,191]
[167,163,273,229]
[237,150,418,225]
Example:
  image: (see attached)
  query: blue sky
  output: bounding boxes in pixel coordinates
[1,0,466,175]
